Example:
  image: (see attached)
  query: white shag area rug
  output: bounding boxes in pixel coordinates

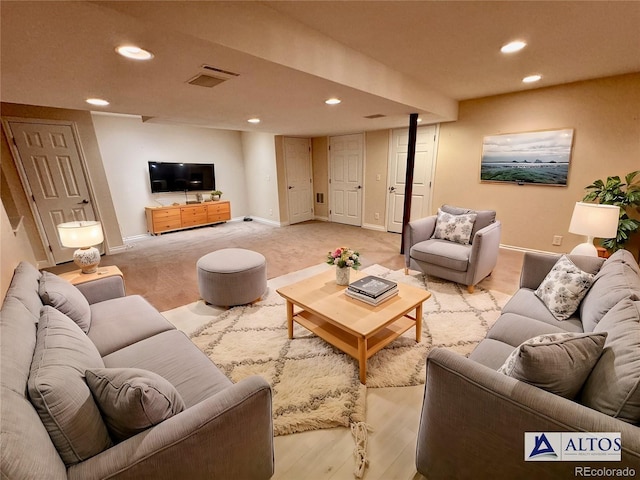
[162,264,510,438]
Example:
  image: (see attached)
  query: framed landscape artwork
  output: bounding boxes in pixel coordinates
[480,128,574,186]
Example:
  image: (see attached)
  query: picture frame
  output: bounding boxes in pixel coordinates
[480,128,574,186]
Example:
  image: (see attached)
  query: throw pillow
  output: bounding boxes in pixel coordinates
[28,306,111,465]
[580,299,640,424]
[534,255,595,321]
[431,208,477,245]
[39,271,91,333]
[498,331,607,399]
[86,367,186,442]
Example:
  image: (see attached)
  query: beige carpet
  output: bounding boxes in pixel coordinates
[162,264,510,437]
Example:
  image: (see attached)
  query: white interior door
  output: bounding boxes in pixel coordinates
[329,133,363,226]
[5,120,98,264]
[386,125,437,233]
[284,137,313,225]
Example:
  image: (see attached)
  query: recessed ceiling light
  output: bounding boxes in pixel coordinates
[417,118,423,123]
[86,98,110,106]
[522,74,542,83]
[247,118,261,124]
[501,41,527,54]
[116,45,154,61]
[325,98,341,105]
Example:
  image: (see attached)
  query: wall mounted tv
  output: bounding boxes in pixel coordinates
[148,162,215,193]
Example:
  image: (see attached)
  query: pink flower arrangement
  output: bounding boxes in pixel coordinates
[326,247,361,269]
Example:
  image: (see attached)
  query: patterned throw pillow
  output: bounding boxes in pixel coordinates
[535,255,595,321]
[431,208,477,245]
[498,331,607,398]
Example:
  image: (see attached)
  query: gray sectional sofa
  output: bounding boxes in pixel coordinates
[417,249,640,479]
[1,261,274,479]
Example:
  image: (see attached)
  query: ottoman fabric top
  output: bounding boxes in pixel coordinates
[197,248,266,274]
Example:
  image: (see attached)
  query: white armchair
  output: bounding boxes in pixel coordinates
[404,205,502,293]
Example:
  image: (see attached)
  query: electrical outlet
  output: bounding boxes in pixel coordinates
[374,212,380,220]
[552,235,563,246]
[269,208,273,217]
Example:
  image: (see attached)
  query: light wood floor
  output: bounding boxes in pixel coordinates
[48,220,524,480]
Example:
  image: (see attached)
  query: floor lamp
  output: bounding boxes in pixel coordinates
[568,202,620,256]
[57,221,104,273]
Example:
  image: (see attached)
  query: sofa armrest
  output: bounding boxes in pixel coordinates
[466,220,501,285]
[68,375,274,480]
[75,276,126,304]
[417,348,640,480]
[404,215,437,267]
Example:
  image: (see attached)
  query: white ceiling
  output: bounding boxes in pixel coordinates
[1,1,639,137]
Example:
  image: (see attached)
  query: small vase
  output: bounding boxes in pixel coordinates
[336,266,350,286]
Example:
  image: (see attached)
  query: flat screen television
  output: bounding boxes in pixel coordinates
[148,162,215,193]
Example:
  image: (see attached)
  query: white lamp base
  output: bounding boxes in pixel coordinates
[73,246,101,274]
[569,242,598,257]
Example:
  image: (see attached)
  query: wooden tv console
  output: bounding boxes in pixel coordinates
[145,201,231,235]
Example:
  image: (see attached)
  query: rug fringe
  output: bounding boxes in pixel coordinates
[351,421,372,478]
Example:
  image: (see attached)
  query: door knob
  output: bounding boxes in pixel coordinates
[288,186,294,189]
[389,186,396,192]
[356,185,362,189]
[77,199,89,204]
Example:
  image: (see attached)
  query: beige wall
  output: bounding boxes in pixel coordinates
[311,137,329,220]
[0,103,122,266]
[434,73,640,256]
[363,130,390,230]
[1,197,37,299]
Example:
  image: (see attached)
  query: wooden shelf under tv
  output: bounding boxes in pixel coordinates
[145,201,231,235]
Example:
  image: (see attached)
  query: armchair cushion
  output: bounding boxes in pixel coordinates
[431,208,477,245]
[441,204,496,240]
[410,239,471,272]
[86,367,186,442]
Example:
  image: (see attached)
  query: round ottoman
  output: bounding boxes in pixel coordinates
[197,248,267,307]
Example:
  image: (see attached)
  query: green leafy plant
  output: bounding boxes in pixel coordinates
[583,170,640,251]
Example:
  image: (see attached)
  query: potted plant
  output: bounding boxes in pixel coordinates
[582,170,640,252]
[210,190,223,201]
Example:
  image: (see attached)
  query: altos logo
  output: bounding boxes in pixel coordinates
[525,432,622,462]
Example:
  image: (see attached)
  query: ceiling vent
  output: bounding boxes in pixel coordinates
[202,64,240,77]
[187,74,227,88]
[364,114,386,119]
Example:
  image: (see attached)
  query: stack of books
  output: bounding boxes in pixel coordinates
[345,276,399,306]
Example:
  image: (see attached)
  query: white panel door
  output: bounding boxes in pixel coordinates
[6,120,98,264]
[329,133,363,226]
[386,125,437,233]
[284,137,313,224]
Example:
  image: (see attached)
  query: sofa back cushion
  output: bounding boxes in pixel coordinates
[580,249,640,332]
[28,306,112,465]
[5,261,43,323]
[580,299,640,424]
[440,205,496,241]
[39,271,92,333]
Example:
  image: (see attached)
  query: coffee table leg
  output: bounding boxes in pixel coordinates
[286,300,294,339]
[415,303,423,343]
[358,337,367,384]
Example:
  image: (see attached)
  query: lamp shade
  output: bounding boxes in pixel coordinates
[57,221,104,248]
[568,202,620,239]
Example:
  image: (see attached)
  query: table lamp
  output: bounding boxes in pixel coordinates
[57,221,104,273]
[568,202,620,256]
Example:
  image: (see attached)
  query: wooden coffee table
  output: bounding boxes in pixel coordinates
[276,269,431,384]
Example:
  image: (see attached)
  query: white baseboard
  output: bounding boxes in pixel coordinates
[362,223,386,232]
[248,216,283,227]
[313,215,329,222]
[499,243,558,255]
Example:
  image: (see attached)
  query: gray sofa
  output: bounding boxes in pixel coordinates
[1,261,274,479]
[417,249,640,479]
[404,205,502,293]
